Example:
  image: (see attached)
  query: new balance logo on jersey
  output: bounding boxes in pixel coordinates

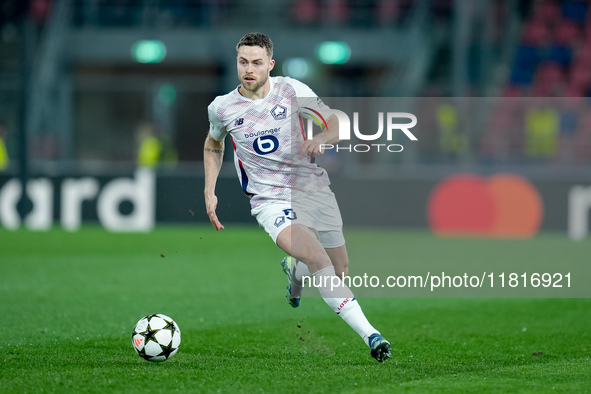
[235,118,244,126]
[270,105,287,120]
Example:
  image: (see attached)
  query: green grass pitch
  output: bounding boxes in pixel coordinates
[1,226,590,393]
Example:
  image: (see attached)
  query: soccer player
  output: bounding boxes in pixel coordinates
[203,32,391,362]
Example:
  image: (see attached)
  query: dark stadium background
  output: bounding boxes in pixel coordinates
[0,0,590,238]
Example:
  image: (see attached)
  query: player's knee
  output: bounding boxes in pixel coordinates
[304,250,332,272]
[335,263,349,277]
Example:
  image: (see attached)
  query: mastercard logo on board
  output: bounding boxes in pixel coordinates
[427,174,543,238]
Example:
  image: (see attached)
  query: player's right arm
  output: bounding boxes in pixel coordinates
[301,114,340,157]
[287,77,338,157]
[204,133,225,230]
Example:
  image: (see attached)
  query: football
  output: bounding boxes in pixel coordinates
[132,314,181,362]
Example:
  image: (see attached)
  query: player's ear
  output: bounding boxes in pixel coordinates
[268,59,275,72]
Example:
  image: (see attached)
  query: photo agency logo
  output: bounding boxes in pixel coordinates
[302,107,418,153]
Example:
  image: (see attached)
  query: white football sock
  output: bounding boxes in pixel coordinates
[294,259,311,282]
[312,266,379,346]
[340,301,380,347]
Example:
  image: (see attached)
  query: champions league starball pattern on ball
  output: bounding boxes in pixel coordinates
[132,314,181,362]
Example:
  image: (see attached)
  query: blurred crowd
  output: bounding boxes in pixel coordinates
[489,0,591,166]
[70,0,452,28]
[508,0,591,97]
[415,96,591,166]
[72,0,230,27]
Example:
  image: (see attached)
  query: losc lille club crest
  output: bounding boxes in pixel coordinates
[270,105,287,120]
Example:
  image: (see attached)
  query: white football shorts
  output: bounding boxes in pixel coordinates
[251,186,345,248]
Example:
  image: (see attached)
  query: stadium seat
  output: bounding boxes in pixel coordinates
[535,62,565,85]
[555,20,580,46]
[562,0,589,22]
[326,0,349,25]
[530,0,561,26]
[547,45,572,67]
[510,45,540,85]
[292,0,320,24]
[522,20,551,46]
[375,0,400,25]
[569,61,591,90]
[574,43,591,65]
[502,85,523,97]
[564,83,585,97]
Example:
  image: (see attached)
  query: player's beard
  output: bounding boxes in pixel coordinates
[240,74,268,93]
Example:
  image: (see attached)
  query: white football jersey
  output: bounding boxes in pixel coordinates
[208,76,331,208]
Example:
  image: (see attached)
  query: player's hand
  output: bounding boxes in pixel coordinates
[205,194,224,231]
[301,139,325,158]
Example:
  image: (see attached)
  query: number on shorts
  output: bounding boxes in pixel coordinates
[283,209,297,220]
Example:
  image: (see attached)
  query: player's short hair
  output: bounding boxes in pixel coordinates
[236,32,273,59]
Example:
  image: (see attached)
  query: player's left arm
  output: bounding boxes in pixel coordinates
[300,114,339,157]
